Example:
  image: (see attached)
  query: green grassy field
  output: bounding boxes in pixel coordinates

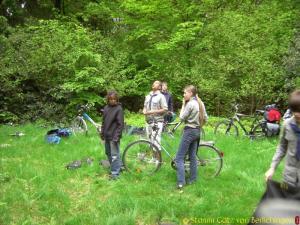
[0,117,284,225]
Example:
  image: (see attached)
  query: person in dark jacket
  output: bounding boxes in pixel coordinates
[161,82,174,123]
[100,90,124,179]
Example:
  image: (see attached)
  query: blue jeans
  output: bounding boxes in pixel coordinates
[175,127,200,185]
[105,140,121,177]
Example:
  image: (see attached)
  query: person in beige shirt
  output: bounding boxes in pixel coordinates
[265,90,300,187]
[175,85,208,189]
[143,80,168,149]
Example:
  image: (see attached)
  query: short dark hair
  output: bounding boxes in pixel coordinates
[106,90,119,103]
[289,90,300,113]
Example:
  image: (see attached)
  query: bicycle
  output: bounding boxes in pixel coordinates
[71,104,101,135]
[122,121,223,179]
[214,104,268,139]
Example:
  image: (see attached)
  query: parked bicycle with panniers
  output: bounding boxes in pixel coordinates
[214,104,281,139]
[122,120,223,179]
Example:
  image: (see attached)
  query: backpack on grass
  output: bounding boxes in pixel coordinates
[46,128,72,144]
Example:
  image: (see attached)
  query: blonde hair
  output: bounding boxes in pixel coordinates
[184,85,206,127]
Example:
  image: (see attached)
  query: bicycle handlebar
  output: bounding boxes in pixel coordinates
[77,103,92,112]
[149,119,182,132]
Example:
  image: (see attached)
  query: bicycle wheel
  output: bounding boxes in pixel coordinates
[71,116,88,135]
[251,123,266,140]
[197,144,223,179]
[122,139,162,175]
[214,121,239,136]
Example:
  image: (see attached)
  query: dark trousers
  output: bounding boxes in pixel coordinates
[175,127,200,185]
[105,140,121,176]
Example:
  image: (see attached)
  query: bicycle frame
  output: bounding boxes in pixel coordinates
[76,104,101,132]
[149,121,202,161]
[229,109,264,136]
[82,112,99,129]
[149,123,175,159]
[149,123,177,160]
[164,121,182,134]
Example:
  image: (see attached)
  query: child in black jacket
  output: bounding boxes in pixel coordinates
[100,91,124,179]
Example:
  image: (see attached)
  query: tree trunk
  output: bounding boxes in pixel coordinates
[54,0,64,14]
[251,95,256,115]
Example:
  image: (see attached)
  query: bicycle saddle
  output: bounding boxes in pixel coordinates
[255,110,265,114]
[199,140,214,146]
[236,113,249,117]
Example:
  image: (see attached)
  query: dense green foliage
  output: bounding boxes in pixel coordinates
[0,0,299,122]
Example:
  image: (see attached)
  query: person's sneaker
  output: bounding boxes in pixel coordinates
[177,184,184,193]
[177,184,184,189]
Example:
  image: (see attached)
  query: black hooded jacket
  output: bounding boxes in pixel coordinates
[100,103,124,142]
